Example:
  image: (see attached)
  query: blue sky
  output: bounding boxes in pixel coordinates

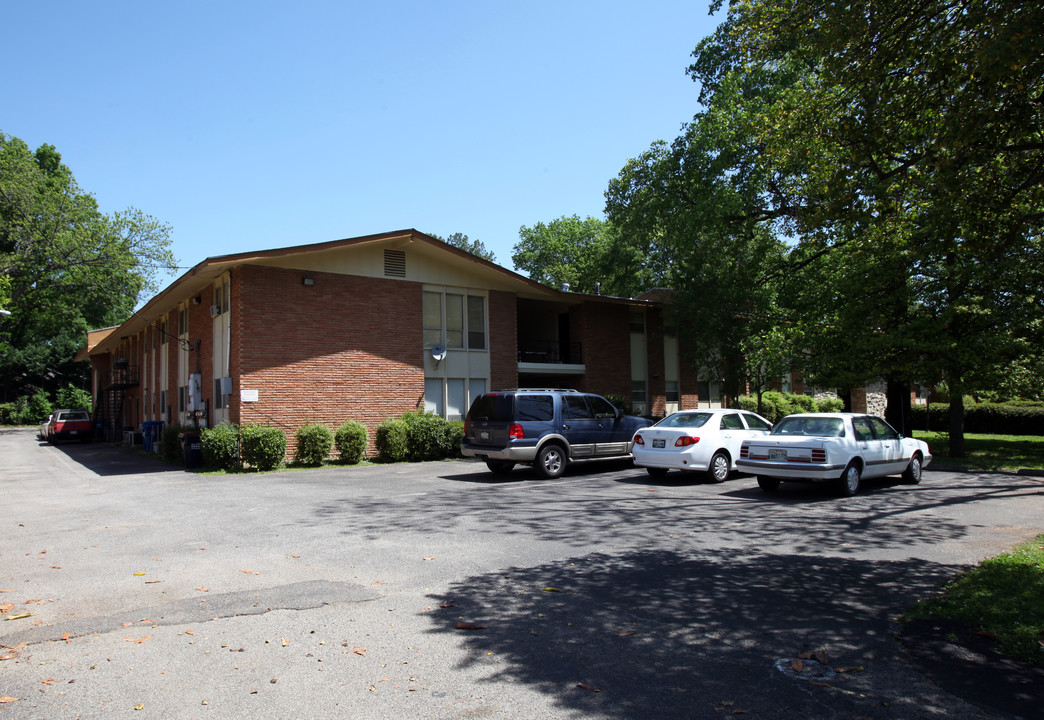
[4,1,721,292]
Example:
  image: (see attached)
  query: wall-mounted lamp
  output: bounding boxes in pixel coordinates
[302,277,315,286]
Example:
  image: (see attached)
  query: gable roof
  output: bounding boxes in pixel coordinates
[88,229,654,357]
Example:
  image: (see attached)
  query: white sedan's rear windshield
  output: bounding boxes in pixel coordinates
[656,412,712,429]
[772,417,844,437]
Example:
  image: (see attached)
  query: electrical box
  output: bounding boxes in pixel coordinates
[188,372,203,411]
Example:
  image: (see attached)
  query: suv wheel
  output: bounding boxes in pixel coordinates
[535,444,565,479]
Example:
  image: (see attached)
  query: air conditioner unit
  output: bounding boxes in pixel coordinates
[209,304,221,318]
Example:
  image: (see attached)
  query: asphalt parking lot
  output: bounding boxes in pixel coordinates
[2,427,1042,719]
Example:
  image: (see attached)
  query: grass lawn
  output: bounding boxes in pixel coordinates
[905,535,1044,666]
[913,431,1044,472]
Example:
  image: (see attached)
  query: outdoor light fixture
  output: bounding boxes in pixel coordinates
[302,277,315,286]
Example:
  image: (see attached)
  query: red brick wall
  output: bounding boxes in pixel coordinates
[488,290,517,390]
[233,265,424,456]
[572,303,631,398]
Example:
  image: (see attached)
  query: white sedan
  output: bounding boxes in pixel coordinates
[737,412,932,496]
[632,409,773,482]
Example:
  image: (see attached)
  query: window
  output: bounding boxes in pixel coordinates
[517,395,554,422]
[869,416,898,440]
[423,289,486,350]
[178,307,188,335]
[160,390,168,416]
[852,417,873,441]
[588,395,617,419]
[178,385,187,413]
[467,296,486,349]
[213,379,228,409]
[446,294,464,348]
[423,292,442,347]
[632,380,647,405]
[665,380,679,403]
[743,413,772,431]
[158,321,167,345]
[563,395,592,419]
[424,378,444,416]
[212,280,230,315]
[721,413,744,430]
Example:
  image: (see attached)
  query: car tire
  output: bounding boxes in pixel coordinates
[708,451,730,483]
[902,453,922,484]
[534,444,565,479]
[756,475,780,492]
[646,467,668,479]
[837,462,861,497]
[485,460,515,476]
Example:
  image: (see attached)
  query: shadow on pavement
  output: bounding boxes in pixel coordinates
[425,548,972,719]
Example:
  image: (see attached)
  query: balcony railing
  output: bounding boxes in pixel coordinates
[518,342,582,365]
[102,365,140,389]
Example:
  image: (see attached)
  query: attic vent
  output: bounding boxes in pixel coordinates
[384,249,406,277]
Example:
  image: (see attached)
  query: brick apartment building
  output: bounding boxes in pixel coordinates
[81,229,715,456]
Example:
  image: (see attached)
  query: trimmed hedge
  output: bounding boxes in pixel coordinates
[738,392,844,423]
[376,418,409,462]
[240,423,286,471]
[201,422,241,471]
[295,423,333,466]
[335,420,368,464]
[911,402,1044,436]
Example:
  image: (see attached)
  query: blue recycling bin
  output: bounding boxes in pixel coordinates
[142,421,164,452]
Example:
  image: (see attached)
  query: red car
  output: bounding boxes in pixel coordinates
[46,409,93,443]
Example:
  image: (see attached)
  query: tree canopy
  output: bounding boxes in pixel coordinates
[0,131,175,403]
[431,232,497,263]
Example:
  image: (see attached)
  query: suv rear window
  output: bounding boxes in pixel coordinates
[466,394,514,422]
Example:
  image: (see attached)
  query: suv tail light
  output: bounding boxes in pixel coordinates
[633,434,645,446]
[509,424,525,440]
[675,436,700,447]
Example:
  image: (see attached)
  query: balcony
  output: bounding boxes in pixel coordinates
[517,341,584,376]
[102,364,140,390]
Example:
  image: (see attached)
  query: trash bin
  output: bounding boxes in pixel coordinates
[179,431,203,468]
[142,421,163,453]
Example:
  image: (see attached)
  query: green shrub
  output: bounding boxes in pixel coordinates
[401,410,458,461]
[788,393,816,413]
[737,395,758,413]
[27,390,52,423]
[375,418,409,462]
[201,422,241,471]
[912,402,1044,436]
[55,385,92,411]
[160,424,192,464]
[757,391,793,423]
[295,423,333,466]
[444,420,465,458]
[815,395,845,413]
[240,423,287,471]
[335,420,368,464]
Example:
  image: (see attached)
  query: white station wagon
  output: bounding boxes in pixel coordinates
[737,412,932,496]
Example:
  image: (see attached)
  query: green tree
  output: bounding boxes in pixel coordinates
[707,0,1044,455]
[431,232,496,262]
[512,215,660,297]
[0,131,175,402]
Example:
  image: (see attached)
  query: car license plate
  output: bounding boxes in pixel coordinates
[480,431,490,441]
[69,430,78,435]
[769,449,787,460]
[652,439,666,448]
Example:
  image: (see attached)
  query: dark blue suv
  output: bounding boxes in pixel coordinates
[461,389,647,478]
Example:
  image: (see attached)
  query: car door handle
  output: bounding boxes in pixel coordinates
[562,424,571,431]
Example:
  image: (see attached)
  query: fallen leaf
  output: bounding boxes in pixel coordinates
[240,570,259,575]
[353,648,367,656]
[23,599,43,605]
[61,632,70,643]
[123,636,151,644]
[121,622,133,627]
[196,587,209,592]
[543,587,562,592]
[440,602,456,608]
[791,659,804,672]
[975,630,1001,641]
[133,572,146,576]
[0,652,19,661]
[576,682,601,692]
[0,696,19,703]
[185,630,195,636]
[134,704,144,710]
[4,613,32,621]
[51,565,62,569]
[290,554,300,558]
[40,679,55,685]
[423,557,436,560]
[615,630,637,637]
[281,638,288,647]
[834,666,865,674]
[0,603,12,614]
[456,621,486,630]
[145,580,162,584]
[2,643,27,650]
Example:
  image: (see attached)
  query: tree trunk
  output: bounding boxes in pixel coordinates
[885,379,912,435]
[947,374,966,458]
